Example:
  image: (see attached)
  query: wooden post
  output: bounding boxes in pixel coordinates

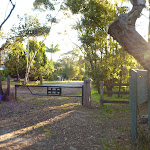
[83,80,91,107]
[15,85,17,99]
[129,69,137,141]
[7,78,10,96]
[100,81,104,106]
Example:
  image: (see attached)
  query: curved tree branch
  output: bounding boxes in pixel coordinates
[0,0,16,30]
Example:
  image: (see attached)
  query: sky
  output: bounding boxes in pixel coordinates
[0,0,149,61]
[0,0,81,61]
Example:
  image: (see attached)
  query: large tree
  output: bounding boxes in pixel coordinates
[108,0,150,70]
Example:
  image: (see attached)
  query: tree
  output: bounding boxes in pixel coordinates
[40,60,54,81]
[27,39,47,84]
[55,49,85,80]
[11,14,51,84]
[46,44,60,61]
[108,0,150,70]
[65,0,143,93]
[4,38,26,80]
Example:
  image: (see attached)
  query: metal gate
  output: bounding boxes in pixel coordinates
[15,84,84,104]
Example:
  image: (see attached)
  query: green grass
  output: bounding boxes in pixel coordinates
[15,97,24,102]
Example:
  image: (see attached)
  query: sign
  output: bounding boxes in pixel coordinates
[47,87,61,95]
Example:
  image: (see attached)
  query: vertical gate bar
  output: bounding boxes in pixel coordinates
[60,87,62,95]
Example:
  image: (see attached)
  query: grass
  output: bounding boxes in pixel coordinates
[42,126,57,137]
[91,87,150,149]
[15,97,24,102]
[91,86,129,104]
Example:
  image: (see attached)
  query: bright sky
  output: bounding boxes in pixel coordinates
[0,0,81,61]
[0,0,149,61]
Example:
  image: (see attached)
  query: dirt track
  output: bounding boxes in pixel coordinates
[0,84,132,150]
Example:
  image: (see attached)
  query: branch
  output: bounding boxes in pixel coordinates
[128,0,146,27]
[0,0,16,30]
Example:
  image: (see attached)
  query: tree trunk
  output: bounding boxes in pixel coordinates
[108,0,150,70]
[24,37,46,85]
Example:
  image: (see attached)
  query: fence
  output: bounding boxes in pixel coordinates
[100,81,129,105]
[15,79,91,107]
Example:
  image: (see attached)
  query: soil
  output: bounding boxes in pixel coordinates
[0,85,137,150]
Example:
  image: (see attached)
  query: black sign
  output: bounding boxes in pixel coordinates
[47,87,61,95]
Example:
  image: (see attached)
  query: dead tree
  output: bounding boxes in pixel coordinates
[108,0,150,70]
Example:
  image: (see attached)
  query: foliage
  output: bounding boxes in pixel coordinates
[4,38,26,79]
[33,0,55,11]
[11,14,50,38]
[41,60,54,80]
[27,39,54,81]
[54,49,85,80]
[66,0,142,92]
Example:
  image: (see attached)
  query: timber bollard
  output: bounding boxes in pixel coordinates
[100,81,104,106]
[7,78,10,96]
[83,79,91,107]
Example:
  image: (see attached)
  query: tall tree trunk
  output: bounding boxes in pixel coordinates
[108,0,150,70]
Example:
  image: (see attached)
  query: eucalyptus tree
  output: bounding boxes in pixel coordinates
[27,39,47,84]
[10,14,50,84]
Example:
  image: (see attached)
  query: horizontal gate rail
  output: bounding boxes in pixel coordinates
[15,85,82,88]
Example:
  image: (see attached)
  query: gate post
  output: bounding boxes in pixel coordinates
[100,81,104,106]
[83,79,91,107]
[7,78,10,96]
